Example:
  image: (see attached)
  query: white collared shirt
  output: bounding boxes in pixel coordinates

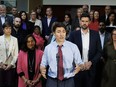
[109,23,113,27]
[105,14,108,20]
[1,16,5,25]
[81,29,90,62]
[47,18,51,27]
[99,32,105,49]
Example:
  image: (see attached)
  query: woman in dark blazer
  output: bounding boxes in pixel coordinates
[101,28,116,87]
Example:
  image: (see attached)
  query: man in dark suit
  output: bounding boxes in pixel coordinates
[69,13,102,87]
[0,5,13,35]
[82,4,89,14]
[11,17,23,50]
[11,7,19,19]
[100,5,111,22]
[42,7,57,45]
[99,21,111,49]
[95,21,111,87]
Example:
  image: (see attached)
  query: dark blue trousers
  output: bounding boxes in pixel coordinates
[46,76,75,87]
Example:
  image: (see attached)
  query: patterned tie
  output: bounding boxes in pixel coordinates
[58,45,64,81]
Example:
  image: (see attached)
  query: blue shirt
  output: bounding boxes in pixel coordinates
[40,40,83,78]
[50,35,56,43]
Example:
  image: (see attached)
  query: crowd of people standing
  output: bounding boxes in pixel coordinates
[0,4,116,87]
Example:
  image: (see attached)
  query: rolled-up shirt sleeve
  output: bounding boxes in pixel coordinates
[40,47,48,67]
[74,45,83,65]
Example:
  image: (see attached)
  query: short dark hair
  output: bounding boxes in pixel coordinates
[12,6,17,9]
[34,25,41,31]
[52,22,66,32]
[2,22,12,29]
[99,21,105,24]
[80,13,90,20]
[46,6,52,11]
[34,25,41,34]
[21,34,38,52]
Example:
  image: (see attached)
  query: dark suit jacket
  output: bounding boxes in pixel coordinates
[103,31,111,47]
[100,14,108,22]
[69,30,102,65]
[0,15,13,35]
[42,16,57,37]
[69,30,102,87]
[71,17,80,31]
[11,27,25,50]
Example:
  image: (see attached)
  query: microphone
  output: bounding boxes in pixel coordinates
[56,53,59,63]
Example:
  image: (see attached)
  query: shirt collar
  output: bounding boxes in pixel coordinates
[0,15,6,17]
[81,29,89,35]
[53,40,67,48]
[99,31,105,35]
